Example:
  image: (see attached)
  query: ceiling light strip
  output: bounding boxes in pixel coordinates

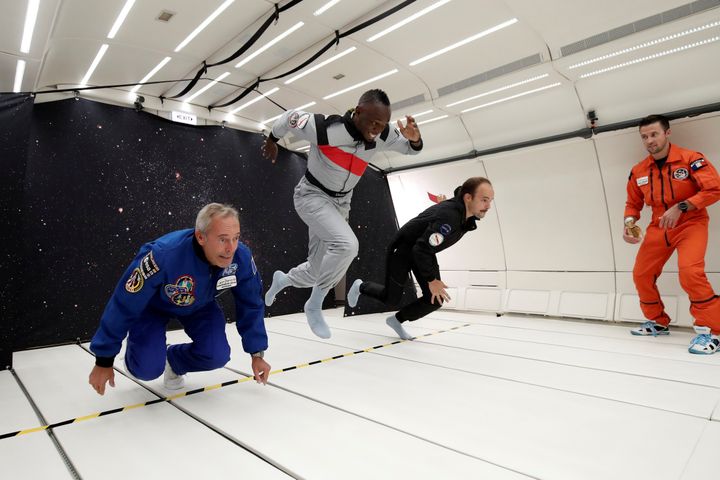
[323,69,399,100]
[14,60,26,93]
[261,101,317,125]
[80,44,109,86]
[130,57,172,94]
[367,0,451,42]
[579,36,720,78]
[235,21,304,69]
[569,20,720,69]
[229,87,280,114]
[175,0,235,52]
[20,0,40,53]
[461,82,562,113]
[107,0,136,39]
[284,47,356,84]
[416,114,448,126]
[445,74,549,107]
[410,18,518,66]
[394,109,434,122]
[314,0,343,16]
[185,72,231,103]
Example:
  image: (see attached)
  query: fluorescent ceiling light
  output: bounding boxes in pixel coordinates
[14,60,26,93]
[20,0,40,53]
[284,47,356,84]
[461,82,562,113]
[229,87,280,114]
[394,109,433,122]
[368,0,451,42]
[107,0,136,39]
[314,0,342,16]
[446,74,549,107]
[296,145,311,151]
[410,18,518,66]
[323,69,398,100]
[81,44,109,86]
[130,56,172,95]
[579,36,720,78]
[235,21,304,69]
[569,20,720,69]
[184,71,231,103]
[261,101,316,124]
[417,114,448,126]
[175,0,235,52]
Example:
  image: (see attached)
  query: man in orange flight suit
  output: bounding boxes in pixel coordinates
[624,114,720,354]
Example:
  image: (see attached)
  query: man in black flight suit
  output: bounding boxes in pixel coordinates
[347,177,494,339]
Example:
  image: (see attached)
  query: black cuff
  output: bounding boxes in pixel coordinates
[95,355,115,368]
[268,132,280,143]
[409,137,423,151]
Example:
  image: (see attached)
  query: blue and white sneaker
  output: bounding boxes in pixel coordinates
[688,326,720,355]
[630,321,670,336]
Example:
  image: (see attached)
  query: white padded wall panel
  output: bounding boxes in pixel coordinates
[506,272,615,320]
[461,82,585,152]
[615,272,688,326]
[507,271,615,292]
[483,140,614,271]
[469,271,504,287]
[506,289,551,314]
[388,161,506,271]
[465,287,504,311]
[574,38,720,125]
[558,292,610,319]
[385,116,474,170]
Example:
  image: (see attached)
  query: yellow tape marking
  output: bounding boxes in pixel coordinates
[74,413,101,423]
[19,426,49,435]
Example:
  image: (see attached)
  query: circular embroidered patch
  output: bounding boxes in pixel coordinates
[164,275,196,306]
[125,268,144,293]
[673,168,689,180]
[428,233,445,247]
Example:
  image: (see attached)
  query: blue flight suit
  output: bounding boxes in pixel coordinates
[90,229,267,379]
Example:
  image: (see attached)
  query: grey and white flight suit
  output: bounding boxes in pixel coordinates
[269,109,422,292]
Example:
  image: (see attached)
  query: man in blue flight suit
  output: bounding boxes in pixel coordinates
[88,203,271,395]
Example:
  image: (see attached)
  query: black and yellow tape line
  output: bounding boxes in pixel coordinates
[0,322,471,440]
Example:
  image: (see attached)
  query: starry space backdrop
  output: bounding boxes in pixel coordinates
[0,94,34,367]
[344,172,417,317]
[0,96,411,363]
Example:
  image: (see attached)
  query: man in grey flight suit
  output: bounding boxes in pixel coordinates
[260,89,423,338]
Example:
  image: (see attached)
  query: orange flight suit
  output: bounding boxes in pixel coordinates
[625,144,720,332]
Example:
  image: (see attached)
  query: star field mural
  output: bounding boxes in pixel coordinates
[0,96,410,364]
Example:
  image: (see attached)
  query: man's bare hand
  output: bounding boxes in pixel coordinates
[397,115,421,143]
[251,356,271,385]
[89,365,115,395]
[261,137,278,163]
[428,279,451,305]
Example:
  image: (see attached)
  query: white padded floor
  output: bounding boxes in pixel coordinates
[3,308,720,479]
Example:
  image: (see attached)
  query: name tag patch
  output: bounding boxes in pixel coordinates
[636,176,649,186]
[217,275,237,290]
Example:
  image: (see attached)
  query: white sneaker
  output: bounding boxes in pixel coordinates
[163,359,185,389]
[688,326,720,355]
